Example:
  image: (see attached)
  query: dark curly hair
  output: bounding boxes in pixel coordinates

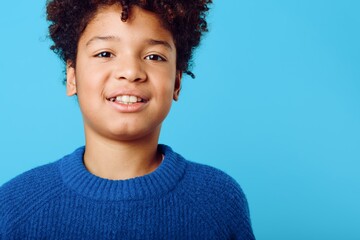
[46,0,212,79]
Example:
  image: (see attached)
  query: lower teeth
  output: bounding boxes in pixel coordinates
[120,102,135,104]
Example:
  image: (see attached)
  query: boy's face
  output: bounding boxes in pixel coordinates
[66,4,181,142]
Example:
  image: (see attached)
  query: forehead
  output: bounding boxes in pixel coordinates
[80,4,174,43]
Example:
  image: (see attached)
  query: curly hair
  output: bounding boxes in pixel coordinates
[46,0,212,79]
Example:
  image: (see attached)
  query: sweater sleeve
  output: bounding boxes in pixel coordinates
[0,188,6,237]
[0,178,18,236]
[222,176,255,240]
[0,162,63,237]
[181,162,256,239]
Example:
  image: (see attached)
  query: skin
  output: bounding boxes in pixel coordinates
[66,3,182,180]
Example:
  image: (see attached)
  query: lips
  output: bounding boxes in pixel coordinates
[105,90,150,114]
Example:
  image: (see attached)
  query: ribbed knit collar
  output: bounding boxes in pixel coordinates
[59,144,187,201]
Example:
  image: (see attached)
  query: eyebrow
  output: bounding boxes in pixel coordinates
[86,35,173,50]
[86,35,120,47]
[146,39,173,50]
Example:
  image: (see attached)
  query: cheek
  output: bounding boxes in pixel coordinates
[159,85,176,113]
[76,66,107,93]
[159,81,176,100]
[75,75,105,116]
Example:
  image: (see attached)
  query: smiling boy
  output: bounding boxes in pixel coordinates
[66,5,180,180]
[0,0,255,239]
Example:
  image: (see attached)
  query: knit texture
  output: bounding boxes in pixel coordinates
[0,145,255,239]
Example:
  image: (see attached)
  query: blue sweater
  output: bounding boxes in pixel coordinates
[0,145,255,239]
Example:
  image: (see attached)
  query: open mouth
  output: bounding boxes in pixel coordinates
[106,95,147,105]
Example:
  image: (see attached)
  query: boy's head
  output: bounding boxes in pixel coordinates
[45,0,212,142]
[46,0,212,78]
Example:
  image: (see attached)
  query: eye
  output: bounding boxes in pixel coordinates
[95,51,113,58]
[145,54,166,61]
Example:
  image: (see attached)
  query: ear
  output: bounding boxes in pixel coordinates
[173,71,182,101]
[66,60,77,96]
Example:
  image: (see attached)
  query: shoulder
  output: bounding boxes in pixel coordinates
[179,160,255,239]
[161,145,242,191]
[182,160,244,194]
[0,160,61,196]
[0,160,63,231]
[0,147,84,204]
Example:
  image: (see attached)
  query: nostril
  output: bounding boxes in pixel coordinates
[113,61,147,82]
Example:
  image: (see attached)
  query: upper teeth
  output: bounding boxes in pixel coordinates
[109,95,143,104]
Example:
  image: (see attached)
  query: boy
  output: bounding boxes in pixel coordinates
[0,0,255,239]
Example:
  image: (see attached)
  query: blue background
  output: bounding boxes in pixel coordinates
[1,1,359,239]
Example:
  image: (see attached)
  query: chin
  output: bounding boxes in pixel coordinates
[105,126,161,142]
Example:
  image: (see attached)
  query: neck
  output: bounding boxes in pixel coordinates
[83,129,162,180]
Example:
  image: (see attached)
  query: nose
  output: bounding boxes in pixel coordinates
[113,56,146,82]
